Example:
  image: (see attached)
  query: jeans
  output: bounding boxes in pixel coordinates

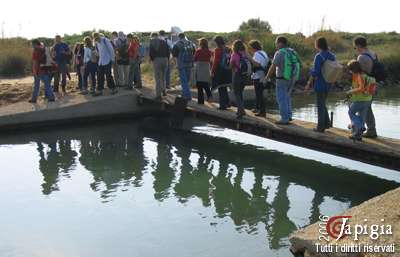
[165,60,171,88]
[276,79,293,122]
[153,57,169,97]
[32,73,55,101]
[196,81,212,104]
[83,62,98,92]
[218,87,230,108]
[316,91,330,130]
[98,62,115,91]
[129,58,142,87]
[53,62,68,92]
[178,67,192,100]
[233,72,245,114]
[349,101,370,133]
[117,64,130,86]
[253,79,265,113]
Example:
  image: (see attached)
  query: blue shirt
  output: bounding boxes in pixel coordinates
[310,50,336,92]
[96,37,115,66]
[54,42,70,64]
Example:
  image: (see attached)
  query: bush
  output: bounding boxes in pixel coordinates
[0,38,31,77]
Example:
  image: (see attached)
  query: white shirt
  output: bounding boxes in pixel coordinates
[96,37,115,66]
[84,47,92,64]
[251,50,269,80]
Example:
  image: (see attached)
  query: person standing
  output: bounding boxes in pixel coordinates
[111,31,119,85]
[30,39,55,103]
[52,35,71,94]
[194,38,213,104]
[115,32,130,87]
[172,33,195,100]
[353,36,379,138]
[73,42,85,91]
[248,40,269,117]
[127,34,142,89]
[266,36,301,125]
[305,37,336,132]
[346,60,374,141]
[230,40,247,119]
[82,36,98,95]
[211,36,231,110]
[149,32,170,99]
[93,32,117,96]
[159,30,173,89]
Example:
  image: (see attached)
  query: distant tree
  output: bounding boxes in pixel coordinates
[239,18,272,33]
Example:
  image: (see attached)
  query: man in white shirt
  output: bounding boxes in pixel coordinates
[93,32,117,96]
[248,40,269,117]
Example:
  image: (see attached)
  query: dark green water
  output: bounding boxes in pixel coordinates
[0,119,399,257]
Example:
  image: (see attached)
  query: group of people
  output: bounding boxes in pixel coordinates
[30,32,144,103]
[31,31,381,141]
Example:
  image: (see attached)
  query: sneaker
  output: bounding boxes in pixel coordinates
[236,111,246,119]
[111,89,118,95]
[93,91,103,97]
[313,128,325,133]
[80,90,89,95]
[349,134,362,141]
[363,129,378,138]
[251,109,259,114]
[255,112,266,117]
[28,99,37,103]
[275,120,290,125]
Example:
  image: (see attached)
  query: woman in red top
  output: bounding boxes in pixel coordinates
[194,38,213,104]
[211,36,231,110]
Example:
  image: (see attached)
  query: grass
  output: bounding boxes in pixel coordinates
[0,38,31,77]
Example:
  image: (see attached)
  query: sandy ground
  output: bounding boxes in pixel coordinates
[0,73,155,107]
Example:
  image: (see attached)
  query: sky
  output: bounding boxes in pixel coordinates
[1,0,399,38]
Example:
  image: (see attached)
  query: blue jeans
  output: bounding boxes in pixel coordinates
[178,67,192,99]
[349,101,370,133]
[276,79,293,122]
[32,74,55,101]
[83,62,98,92]
[129,58,142,87]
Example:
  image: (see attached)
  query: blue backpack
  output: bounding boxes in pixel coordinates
[180,40,195,64]
[219,47,231,70]
[239,53,252,77]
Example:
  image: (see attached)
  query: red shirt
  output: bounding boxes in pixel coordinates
[128,41,140,59]
[211,47,223,76]
[194,48,212,62]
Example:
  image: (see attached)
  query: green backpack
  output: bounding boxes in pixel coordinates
[279,48,301,81]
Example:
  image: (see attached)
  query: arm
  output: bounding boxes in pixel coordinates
[306,54,321,91]
[348,75,365,94]
[266,63,276,79]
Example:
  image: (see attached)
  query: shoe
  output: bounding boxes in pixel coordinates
[289,118,293,121]
[48,99,55,102]
[28,99,37,103]
[162,90,167,96]
[111,89,118,95]
[349,134,362,141]
[80,90,89,95]
[313,128,325,133]
[251,109,259,114]
[363,129,378,138]
[236,112,246,119]
[93,91,103,97]
[218,106,227,110]
[275,120,290,125]
[255,112,266,117]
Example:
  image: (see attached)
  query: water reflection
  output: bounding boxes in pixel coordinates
[1,121,398,252]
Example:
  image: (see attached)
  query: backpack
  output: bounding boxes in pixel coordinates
[362,74,377,96]
[180,40,195,64]
[39,46,53,67]
[280,48,301,81]
[321,54,343,83]
[90,47,99,63]
[219,47,231,70]
[239,53,252,78]
[118,39,129,60]
[362,53,386,83]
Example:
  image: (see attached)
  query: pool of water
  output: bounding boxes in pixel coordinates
[283,86,400,139]
[0,119,399,257]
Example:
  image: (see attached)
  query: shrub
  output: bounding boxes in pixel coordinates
[0,38,31,77]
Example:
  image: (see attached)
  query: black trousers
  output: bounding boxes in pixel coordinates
[253,79,265,113]
[196,81,212,104]
[98,62,115,91]
[316,91,331,130]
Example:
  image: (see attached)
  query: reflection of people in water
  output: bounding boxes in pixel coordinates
[79,133,145,201]
[37,140,77,195]
[152,140,174,201]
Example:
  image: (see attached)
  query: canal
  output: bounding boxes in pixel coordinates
[0,87,399,257]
